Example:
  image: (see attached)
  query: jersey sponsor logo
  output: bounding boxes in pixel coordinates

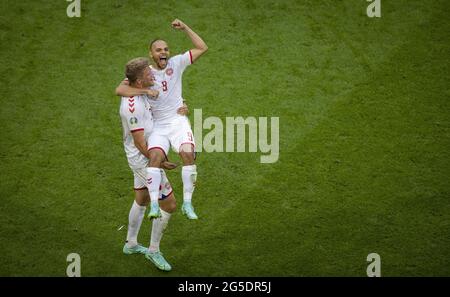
[165,68,174,76]
[129,117,138,125]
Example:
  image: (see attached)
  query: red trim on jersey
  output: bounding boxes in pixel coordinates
[189,50,193,64]
[131,128,144,133]
[148,146,168,161]
[134,187,147,191]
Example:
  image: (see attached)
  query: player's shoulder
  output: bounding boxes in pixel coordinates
[120,95,145,114]
[120,94,145,102]
[169,53,186,63]
[171,53,184,59]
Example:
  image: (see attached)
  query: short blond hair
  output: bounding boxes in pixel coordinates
[125,57,149,84]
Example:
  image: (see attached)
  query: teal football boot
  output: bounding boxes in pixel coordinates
[181,202,198,220]
[123,243,148,255]
[145,251,172,271]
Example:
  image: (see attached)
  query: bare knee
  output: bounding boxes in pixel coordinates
[135,189,150,206]
[179,150,195,165]
[160,195,177,213]
[179,144,195,165]
[148,149,165,167]
[161,200,176,213]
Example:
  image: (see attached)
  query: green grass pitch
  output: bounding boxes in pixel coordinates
[0,0,449,276]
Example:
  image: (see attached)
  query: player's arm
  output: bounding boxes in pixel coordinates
[115,79,159,98]
[132,131,178,169]
[172,19,208,63]
[131,130,150,159]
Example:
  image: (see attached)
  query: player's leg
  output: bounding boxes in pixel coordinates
[149,195,176,253]
[171,117,198,220]
[123,170,150,255]
[146,132,170,219]
[179,143,198,219]
[146,171,176,271]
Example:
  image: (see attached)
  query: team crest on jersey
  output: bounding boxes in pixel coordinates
[129,117,138,125]
[165,68,173,76]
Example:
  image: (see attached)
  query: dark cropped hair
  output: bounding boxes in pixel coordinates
[149,38,167,50]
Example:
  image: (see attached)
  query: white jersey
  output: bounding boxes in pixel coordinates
[148,51,193,123]
[119,95,153,169]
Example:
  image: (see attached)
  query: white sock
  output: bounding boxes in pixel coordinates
[146,167,161,203]
[182,165,197,203]
[148,209,171,253]
[126,200,146,248]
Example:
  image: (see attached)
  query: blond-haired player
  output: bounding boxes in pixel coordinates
[119,57,188,271]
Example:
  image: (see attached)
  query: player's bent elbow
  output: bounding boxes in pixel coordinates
[115,86,124,96]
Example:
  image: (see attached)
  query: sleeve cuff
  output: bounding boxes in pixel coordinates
[131,128,144,133]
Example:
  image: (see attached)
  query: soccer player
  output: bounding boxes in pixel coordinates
[119,57,188,271]
[116,19,208,220]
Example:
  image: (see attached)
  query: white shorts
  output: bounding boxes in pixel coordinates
[132,168,173,200]
[148,116,195,157]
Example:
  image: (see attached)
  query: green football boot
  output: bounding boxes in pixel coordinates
[145,251,172,271]
[147,201,161,219]
[181,202,198,220]
[123,243,148,255]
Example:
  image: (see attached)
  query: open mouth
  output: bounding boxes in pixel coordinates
[156,55,168,69]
